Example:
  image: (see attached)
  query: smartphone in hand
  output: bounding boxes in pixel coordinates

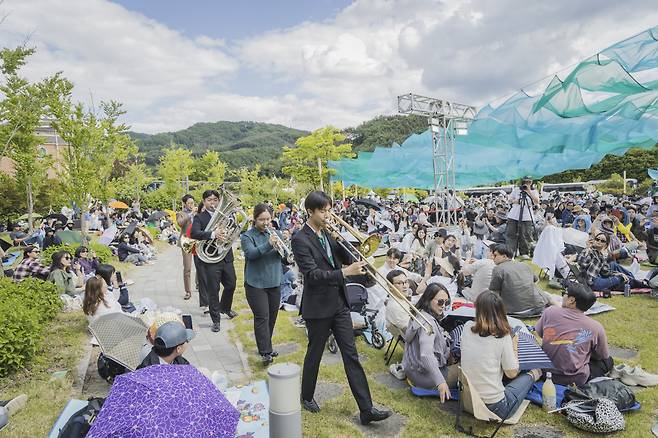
[182,314,193,330]
[116,271,123,285]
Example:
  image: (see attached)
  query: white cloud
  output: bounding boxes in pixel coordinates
[2,0,658,134]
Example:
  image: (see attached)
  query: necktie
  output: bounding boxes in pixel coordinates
[318,233,334,267]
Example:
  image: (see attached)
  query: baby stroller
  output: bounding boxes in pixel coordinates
[326,283,386,353]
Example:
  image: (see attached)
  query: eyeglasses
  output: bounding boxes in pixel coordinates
[434,298,450,307]
[595,238,607,243]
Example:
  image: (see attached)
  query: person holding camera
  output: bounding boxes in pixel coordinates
[506,176,540,259]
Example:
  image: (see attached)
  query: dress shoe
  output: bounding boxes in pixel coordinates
[301,398,320,413]
[221,309,238,319]
[360,407,391,425]
[261,354,273,365]
[211,322,221,332]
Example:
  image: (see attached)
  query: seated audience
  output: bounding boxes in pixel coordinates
[460,254,495,302]
[9,223,43,247]
[95,263,134,312]
[137,321,194,369]
[117,233,149,265]
[75,246,100,277]
[461,291,541,419]
[646,216,658,264]
[535,283,613,386]
[427,257,459,297]
[42,227,62,250]
[82,276,122,323]
[378,248,421,283]
[488,244,555,315]
[385,270,414,333]
[576,232,639,291]
[12,245,50,282]
[402,283,456,403]
[47,250,83,296]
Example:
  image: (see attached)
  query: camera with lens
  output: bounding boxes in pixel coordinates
[520,184,528,191]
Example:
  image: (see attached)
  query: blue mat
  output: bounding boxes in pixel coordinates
[525,381,641,412]
[410,385,460,400]
[2,251,20,267]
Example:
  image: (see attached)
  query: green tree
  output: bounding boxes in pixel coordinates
[157,146,194,207]
[110,162,153,202]
[191,150,227,189]
[52,100,137,211]
[282,126,354,189]
[234,165,272,206]
[0,46,71,230]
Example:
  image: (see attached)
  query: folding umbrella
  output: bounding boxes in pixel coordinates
[146,211,167,222]
[87,365,240,438]
[89,313,149,371]
[354,198,382,211]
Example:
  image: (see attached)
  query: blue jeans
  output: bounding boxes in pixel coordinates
[485,373,534,420]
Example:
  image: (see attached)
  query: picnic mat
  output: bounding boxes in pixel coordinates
[224,380,269,438]
[450,324,554,371]
[2,251,20,267]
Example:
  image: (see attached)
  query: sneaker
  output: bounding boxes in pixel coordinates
[293,318,306,328]
[211,322,221,333]
[620,366,658,387]
[609,364,630,380]
[0,394,27,416]
[261,354,273,365]
[389,363,405,380]
[270,351,279,358]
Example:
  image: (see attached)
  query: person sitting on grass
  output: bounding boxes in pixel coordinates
[74,246,100,278]
[460,291,541,420]
[117,233,149,265]
[402,283,457,403]
[576,232,640,292]
[535,282,613,386]
[82,276,123,323]
[47,250,84,296]
[95,263,134,312]
[137,321,194,369]
[12,245,50,282]
[42,227,62,250]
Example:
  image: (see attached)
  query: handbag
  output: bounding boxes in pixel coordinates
[565,398,625,433]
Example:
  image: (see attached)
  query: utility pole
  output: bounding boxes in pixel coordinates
[397,93,476,226]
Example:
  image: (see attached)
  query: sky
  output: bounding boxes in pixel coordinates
[2,0,658,134]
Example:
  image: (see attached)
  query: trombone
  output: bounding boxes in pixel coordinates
[326,211,434,335]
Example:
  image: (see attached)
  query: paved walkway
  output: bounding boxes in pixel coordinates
[127,245,250,383]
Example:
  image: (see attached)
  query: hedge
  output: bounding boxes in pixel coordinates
[0,278,62,376]
[41,241,114,266]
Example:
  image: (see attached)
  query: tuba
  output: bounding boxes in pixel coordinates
[183,187,248,264]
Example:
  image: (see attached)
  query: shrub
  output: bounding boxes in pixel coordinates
[0,295,42,376]
[41,242,114,266]
[88,242,113,263]
[0,278,62,323]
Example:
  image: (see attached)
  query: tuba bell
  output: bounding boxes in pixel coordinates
[183,187,248,264]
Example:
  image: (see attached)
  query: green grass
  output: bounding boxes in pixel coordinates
[0,311,89,438]
[230,256,658,437]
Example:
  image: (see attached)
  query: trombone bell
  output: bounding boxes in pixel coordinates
[359,234,381,258]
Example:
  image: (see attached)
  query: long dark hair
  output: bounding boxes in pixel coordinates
[82,276,108,316]
[50,250,71,272]
[95,264,115,286]
[471,290,511,338]
[414,283,450,317]
[413,225,427,246]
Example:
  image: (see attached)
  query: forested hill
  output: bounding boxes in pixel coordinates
[130,121,308,175]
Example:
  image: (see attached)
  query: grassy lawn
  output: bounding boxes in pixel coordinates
[230,256,658,438]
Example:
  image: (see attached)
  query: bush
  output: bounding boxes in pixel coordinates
[41,242,114,266]
[0,278,62,376]
[88,242,113,263]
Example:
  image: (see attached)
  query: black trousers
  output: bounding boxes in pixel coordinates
[194,257,237,324]
[245,284,281,355]
[302,303,373,412]
[589,356,615,380]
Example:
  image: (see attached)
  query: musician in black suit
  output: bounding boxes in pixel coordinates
[191,189,238,333]
[290,191,391,425]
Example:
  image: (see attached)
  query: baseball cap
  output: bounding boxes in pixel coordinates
[154,321,195,348]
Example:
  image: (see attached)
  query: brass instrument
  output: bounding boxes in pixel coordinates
[266,227,295,264]
[181,187,248,263]
[326,211,434,334]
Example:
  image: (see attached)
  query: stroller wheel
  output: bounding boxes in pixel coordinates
[371,331,385,349]
[327,334,338,354]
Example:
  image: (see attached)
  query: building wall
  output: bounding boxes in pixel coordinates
[0,121,67,178]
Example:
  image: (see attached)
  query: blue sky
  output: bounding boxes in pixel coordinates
[2,0,658,134]
[111,0,352,40]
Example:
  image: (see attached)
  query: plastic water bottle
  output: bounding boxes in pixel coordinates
[542,372,557,412]
[624,283,631,298]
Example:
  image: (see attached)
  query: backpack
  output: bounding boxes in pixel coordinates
[97,353,126,382]
[57,397,105,438]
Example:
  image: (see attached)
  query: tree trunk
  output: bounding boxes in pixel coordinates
[27,177,34,232]
[317,157,323,191]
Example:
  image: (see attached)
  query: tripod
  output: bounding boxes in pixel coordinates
[512,189,536,257]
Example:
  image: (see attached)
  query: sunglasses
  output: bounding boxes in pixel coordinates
[435,298,450,307]
[64,256,72,260]
[595,238,607,243]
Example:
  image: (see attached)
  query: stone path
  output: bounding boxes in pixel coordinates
[127,246,250,383]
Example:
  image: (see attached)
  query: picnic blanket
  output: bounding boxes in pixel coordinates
[450,324,554,371]
[224,380,269,438]
[2,251,20,267]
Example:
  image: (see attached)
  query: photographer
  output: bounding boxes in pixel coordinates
[506,176,540,259]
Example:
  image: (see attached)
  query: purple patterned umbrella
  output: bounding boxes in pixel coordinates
[87,365,239,437]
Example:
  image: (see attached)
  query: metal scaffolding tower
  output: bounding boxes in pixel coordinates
[397,93,476,226]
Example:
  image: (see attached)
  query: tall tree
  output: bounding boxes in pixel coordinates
[158,146,194,207]
[191,150,227,189]
[52,100,137,211]
[110,162,152,203]
[282,126,354,189]
[0,45,71,230]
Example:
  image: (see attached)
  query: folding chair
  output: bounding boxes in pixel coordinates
[456,367,529,438]
[383,324,404,365]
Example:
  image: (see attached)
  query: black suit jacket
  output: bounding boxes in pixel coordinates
[291,224,355,319]
[190,210,234,263]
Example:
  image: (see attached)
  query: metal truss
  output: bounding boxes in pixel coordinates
[398,93,476,226]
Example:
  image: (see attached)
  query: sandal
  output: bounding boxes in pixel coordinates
[183,291,192,300]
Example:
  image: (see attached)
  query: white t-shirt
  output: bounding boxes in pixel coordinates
[461,259,495,302]
[460,321,518,404]
[86,292,123,324]
[507,187,539,222]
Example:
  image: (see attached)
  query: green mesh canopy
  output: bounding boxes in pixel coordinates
[330,26,658,189]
